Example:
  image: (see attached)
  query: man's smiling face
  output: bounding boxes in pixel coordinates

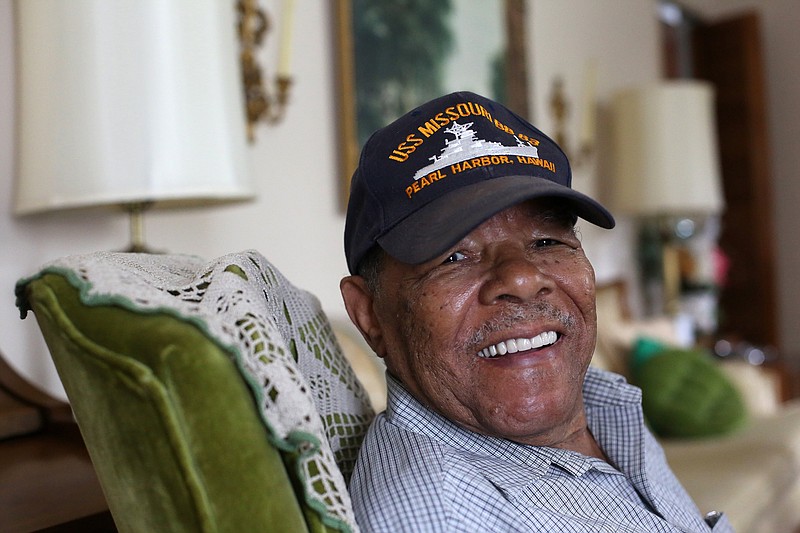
[346,199,598,447]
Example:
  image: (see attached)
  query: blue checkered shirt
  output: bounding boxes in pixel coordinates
[349,367,733,532]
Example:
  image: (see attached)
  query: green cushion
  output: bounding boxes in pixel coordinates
[635,345,748,439]
[25,273,310,532]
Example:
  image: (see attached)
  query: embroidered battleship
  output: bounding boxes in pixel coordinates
[413,121,541,181]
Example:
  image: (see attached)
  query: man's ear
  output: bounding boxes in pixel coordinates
[340,275,387,358]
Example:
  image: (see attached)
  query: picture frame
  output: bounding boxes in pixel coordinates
[596,279,632,323]
[592,279,632,375]
[333,0,530,210]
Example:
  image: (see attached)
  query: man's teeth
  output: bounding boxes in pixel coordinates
[478,331,558,358]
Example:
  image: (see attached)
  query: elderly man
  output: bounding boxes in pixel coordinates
[340,92,731,532]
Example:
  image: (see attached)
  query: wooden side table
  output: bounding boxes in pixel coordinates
[0,355,114,532]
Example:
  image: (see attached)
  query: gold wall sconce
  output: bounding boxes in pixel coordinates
[237,0,295,141]
[548,62,597,167]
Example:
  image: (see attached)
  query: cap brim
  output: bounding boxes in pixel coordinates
[377,175,615,265]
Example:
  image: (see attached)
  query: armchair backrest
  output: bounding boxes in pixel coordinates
[16,250,373,533]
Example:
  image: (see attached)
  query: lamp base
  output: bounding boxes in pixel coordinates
[638,214,722,340]
[122,202,161,254]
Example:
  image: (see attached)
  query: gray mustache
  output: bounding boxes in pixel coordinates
[464,303,575,349]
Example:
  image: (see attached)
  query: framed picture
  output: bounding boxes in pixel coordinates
[333,0,529,209]
[596,279,631,323]
[593,279,632,375]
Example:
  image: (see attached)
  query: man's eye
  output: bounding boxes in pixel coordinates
[533,238,562,248]
[443,251,467,264]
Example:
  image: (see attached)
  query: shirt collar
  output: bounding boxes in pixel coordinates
[383,369,636,492]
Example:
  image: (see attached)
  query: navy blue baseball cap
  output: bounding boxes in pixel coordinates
[344,91,615,274]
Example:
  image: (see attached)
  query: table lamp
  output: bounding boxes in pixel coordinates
[611,80,724,317]
[15,0,254,252]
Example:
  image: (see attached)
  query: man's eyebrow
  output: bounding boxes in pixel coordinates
[534,207,577,227]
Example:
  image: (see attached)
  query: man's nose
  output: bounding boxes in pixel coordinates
[478,250,555,305]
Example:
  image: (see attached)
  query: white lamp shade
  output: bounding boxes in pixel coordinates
[15,0,254,215]
[610,81,724,216]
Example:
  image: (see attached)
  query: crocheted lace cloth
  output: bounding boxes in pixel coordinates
[20,250,372,533]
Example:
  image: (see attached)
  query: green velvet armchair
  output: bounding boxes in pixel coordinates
[16,250,374,533]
